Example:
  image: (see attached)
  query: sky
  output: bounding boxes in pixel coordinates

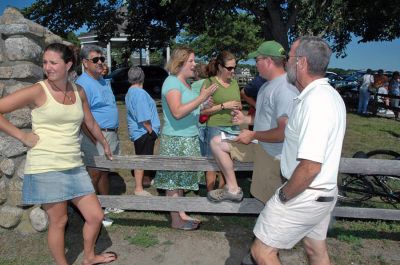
[1,0,399,71]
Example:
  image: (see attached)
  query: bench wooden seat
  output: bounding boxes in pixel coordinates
[84,155,400,221]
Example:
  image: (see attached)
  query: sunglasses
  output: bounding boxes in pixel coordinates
[223,65,236,71]
[86,56,106,64]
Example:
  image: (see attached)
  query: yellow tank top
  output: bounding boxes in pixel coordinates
[24,81,84,174]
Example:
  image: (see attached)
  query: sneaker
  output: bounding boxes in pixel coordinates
[207,186,243,203]
[104,207,125,214]
[102,216,114,227]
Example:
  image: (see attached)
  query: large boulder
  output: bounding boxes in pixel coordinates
[5,36,42,62]
[0,157,15,176]
[0,82,5,96]
[0,179,7,205]
[14,157,26,180]
[0,8,63,45]
[4,107,31,128]
[3,82,34,96]
[0,135,27,158]
[7,177,23,207]
[0,205,23,228]
[29,207,48,232]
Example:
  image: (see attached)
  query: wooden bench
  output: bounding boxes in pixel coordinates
[84,155,400,221]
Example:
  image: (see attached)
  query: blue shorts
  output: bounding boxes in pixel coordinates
[22,166,95,205]
[206,126,240,158]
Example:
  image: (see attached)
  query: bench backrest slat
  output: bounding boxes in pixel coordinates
[85,155,400,176]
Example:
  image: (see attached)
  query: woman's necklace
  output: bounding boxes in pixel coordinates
[49,80,73,104]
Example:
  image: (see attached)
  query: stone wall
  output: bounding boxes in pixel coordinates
[0,7,64,233]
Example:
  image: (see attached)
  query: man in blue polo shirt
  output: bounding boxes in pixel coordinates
[76,45,122,227]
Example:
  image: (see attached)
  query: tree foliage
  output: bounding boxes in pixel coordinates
[22,0,400,57]
[178,13,263,61]
[22,0,122,41]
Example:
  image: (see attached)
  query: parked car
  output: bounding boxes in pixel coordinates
[335,71,365,90]
[107,65,168,98]
[325,71,344,87]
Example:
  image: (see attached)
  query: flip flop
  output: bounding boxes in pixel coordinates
[171,220,199,231]
[92,251,118,265]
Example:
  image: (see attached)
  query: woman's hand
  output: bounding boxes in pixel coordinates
[22,132,39,148]
[223,100,242,110]
[200,83,218,101]
[202,96,214,109]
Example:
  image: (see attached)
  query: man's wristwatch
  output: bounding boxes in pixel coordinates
[278,187,288,203]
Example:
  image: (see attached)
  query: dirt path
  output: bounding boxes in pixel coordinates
[1,207,400,265]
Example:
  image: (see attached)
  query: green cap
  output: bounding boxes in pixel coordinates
[248,41,286,59]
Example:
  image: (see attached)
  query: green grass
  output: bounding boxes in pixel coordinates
[342,113,400,157]
[124,226,160,247]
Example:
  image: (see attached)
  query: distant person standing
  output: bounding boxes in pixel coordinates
[373,69,389,90]
[125,66,160,196]
[357,69,374,115]
[76,45,122,227]
[389,71,400,109]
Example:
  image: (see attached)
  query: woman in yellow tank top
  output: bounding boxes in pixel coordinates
[0,43,117,265]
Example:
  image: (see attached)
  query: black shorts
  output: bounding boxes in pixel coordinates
[134,131,157,155]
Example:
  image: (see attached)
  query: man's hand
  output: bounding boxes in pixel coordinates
[234,129,256,144]
[104,144,113,160]
[231,110,247,125]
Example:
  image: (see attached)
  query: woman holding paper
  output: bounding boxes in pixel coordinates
[201,51,242,191]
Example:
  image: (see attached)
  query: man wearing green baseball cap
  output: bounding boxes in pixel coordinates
[208,39,298,215]
[248,40,287,59]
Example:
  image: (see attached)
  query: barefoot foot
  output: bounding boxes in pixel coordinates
[83,251,118,265]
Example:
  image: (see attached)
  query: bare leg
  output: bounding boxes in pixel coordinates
[42,201,69,265]
[217,172,225,189]
[210,135,240,192]
[86,167,100,194]
[97,171,109,195]
[133,169,145,193]
[205,171,218,191]
[167,189,199,226]
[251,238,281,265]
[71,194,117,265]
[167,189,185,228]
[303,237,331,265]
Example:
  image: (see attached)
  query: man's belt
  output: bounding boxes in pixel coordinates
[101,128,118,132]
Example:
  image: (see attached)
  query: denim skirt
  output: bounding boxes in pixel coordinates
[22,166,95,205]
[205,125,240,158]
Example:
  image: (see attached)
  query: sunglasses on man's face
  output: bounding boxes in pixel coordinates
[223,65,236,71]
[87,56,106,64]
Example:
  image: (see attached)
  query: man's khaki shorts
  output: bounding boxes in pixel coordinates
[229,142,282,203]
[80,131,120,171]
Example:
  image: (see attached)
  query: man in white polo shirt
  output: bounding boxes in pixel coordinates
[251,36,346,265]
